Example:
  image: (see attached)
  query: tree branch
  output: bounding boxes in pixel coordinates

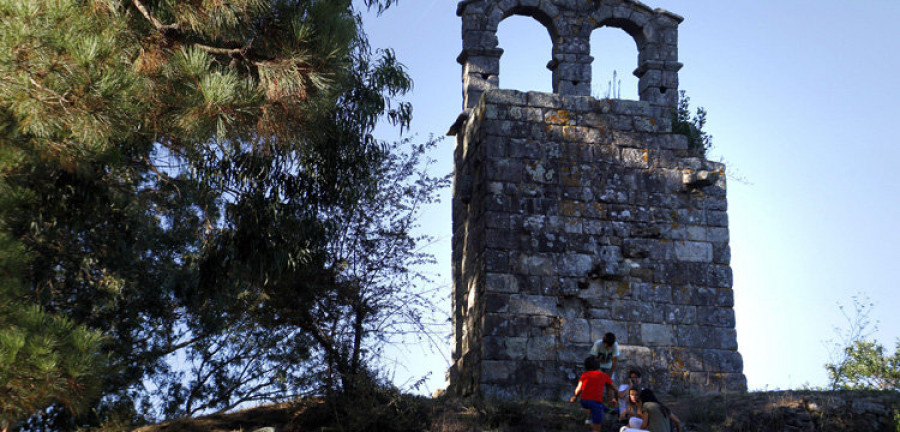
[130,0,178,35]
[130,0,251,64]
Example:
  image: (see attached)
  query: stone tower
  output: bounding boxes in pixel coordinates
[447,0,747,399]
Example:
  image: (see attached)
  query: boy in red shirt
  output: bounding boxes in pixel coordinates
[570,355,617,431]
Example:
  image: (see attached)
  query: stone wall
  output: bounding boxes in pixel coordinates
[447,89,746,398]
[447,0,746,400]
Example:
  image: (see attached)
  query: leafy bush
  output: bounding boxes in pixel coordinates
[825,293,900,391]
[672,90,713,157]
[826,339,900,391]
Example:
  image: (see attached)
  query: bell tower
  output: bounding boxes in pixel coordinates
[448,0,746,399]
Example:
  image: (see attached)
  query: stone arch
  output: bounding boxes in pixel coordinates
[489,4,561,42]
[457,0,682,108]
[588,14,648,100]
[458,0,566,108]
[592,17,647,49]
[585,1,683,106]
[589,26,640,99]
[493,5,560,93]
[495,14,554,92]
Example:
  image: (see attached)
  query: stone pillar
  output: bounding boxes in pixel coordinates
[460,48,503,109]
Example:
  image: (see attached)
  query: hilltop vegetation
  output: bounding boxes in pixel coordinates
[125,389,900,432]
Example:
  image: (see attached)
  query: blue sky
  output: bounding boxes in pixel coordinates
[361,0,900,394]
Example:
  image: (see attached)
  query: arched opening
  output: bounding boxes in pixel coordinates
[496,15,553,93]
[590,27,639,100]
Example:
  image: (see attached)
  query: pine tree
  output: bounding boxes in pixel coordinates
[1,0,415,427]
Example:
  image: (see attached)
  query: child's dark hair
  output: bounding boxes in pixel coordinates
[602,332,616,345]
[628,369,641,378]
[639,388,670,417]
[584,355,600,371]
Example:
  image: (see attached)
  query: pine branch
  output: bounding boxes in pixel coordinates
[130,0,253,66]
[130,0,178,38]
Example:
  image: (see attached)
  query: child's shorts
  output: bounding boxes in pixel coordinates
[580,399,607,425]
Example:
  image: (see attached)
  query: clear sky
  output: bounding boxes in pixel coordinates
[360,0,900,394]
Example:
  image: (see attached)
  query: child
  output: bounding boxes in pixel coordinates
[618,369,644,421]
[590,332,620,379]
[622,387,642,425]
[570,355,617,431]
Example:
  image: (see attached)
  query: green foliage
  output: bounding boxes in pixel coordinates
[672,90,712,157]
[0,196,107,430]
[825,293,900,391]
[0,305,106,418]
[0,0,432,428]
[0,288,107,431]
[826,339,900,391]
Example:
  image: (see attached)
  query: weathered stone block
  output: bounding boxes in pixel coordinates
[706,265,733,288]
[484,292,509,314]
[526,91,563,108]
[716,288,735,307]
[703,349,743,372]
[707,210,728,227]
[587,308,611,319]
[506,337,529,360]
[483,336,506,360]
[712,243,731,264]
[526,335,560,361]
[697,306,735,328]
[484,249,509,272]
[481,360,516,383]
[618,344,653,365]
[485,228,518,250]
[623,148,650,168]
[589,319,629,344]
[509,294,557,315]
[523,159,557,183]
[560,343,594,362]
[485,158,523,182]
[657,263,707,285]
[674,325,711,349]
[514,253,555,276]
[485,272,520,294]
[641,323,673,346]
[665,304,697,325]
[640,283,672,303]
[560,317,590,343]
[674,240,713,262]
[484,313,512,336]
[715,328,739,350]
[557,253,594,276]
[672,285,714,306]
